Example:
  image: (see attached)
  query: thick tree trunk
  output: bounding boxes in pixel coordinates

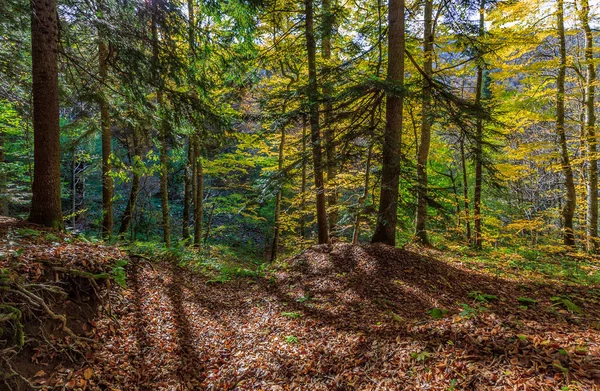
[322,0,338,233]
[99,31,113,239]
[415,0,434,245]
[271,124,285,261]
[473,0,485,250]
[372,0,405,246]
[182,139,192,240]
[580,0,597,252]
[152,0,171,246]
[305,0,329,244]
[29,0,63,229]
[557,0,577,247]
[194,139,204,246]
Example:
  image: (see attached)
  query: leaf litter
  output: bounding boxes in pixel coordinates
[2,219,599,390]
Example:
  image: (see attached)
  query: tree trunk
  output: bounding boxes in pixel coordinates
[119,129,142,235]
[473,0,485,250]
[204,201,215,245]
[182,138,192,240]
[271,123,285,261]
[557,0,576,247]
[99,29,113,239]
[194,139,204,246]
[305,0,329,244]
[372,0,405,246]
[460,138,472,242]
[151,0,171,246]
[415,0,434,245]
[29,0,63,229]
[322,0,338,233]
[353,144,372,244]
[0,130,7,215]
[300,114,307,239]
[580,0,597,252]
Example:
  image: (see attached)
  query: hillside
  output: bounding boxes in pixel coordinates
[2,220,599,390]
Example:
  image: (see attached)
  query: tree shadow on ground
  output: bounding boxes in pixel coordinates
[127,244,600,390]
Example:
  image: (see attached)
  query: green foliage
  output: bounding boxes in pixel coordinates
[16,227,40,238]
[517,297,537,308]
[550,296,583,314]
[427,307,449,319]
[468,291,499,303]
[284,335,299,344]
[111,259,128,288]
[281,311,302,319]
[459,303,485,319]
[296,294,311,303]
[410,350,432,362]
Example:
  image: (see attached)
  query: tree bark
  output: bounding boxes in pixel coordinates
[415,0,434,245]
[580,0,597,252]
[557,0,577,247]
[151,0,171,246]
[473,0,485,250]
[0,130,7,215]
[28,0,63,229]
[99,28,113,239]
[182,139,192,240]
[322,0,338,233]
[194,139,204,246]
[118,130,142,236]
[300,114,307,239]
[353,144,372,244]
[271,123,285,261]
[460,137,472,242]
[305,0,329,244]
[372,0,405,246]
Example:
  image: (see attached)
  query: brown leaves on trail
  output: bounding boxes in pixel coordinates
[74,243,599,390]
[3,221,599,391]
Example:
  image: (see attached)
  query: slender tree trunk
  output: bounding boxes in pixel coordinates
[372,0,405,246]
[151,0,171,246]
[0,131,7,215]
[182,139,192,240]
[71,158,76,229]
[322,0,338,233]
[29,0,63,229]
[580,0,597,252]
[305,0,329,244]
[194,139,204,246]
[557,0,577,247]
[300,114,308,239]
[449,168,461,227]
[473,0,485,250]
[415,0,434,245]
[119,129,142,235]
[204,201,215,245]
[353,144,372,244]
[271,124,286,261]
[99,30,113,239]
[460,138,472,242]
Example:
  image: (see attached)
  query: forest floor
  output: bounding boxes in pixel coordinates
[2,218,600,390]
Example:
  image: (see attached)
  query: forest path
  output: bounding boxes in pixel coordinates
[87,244,600,391]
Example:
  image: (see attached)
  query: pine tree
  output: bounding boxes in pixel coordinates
[28,0,63,229]
[372,0,405,246]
